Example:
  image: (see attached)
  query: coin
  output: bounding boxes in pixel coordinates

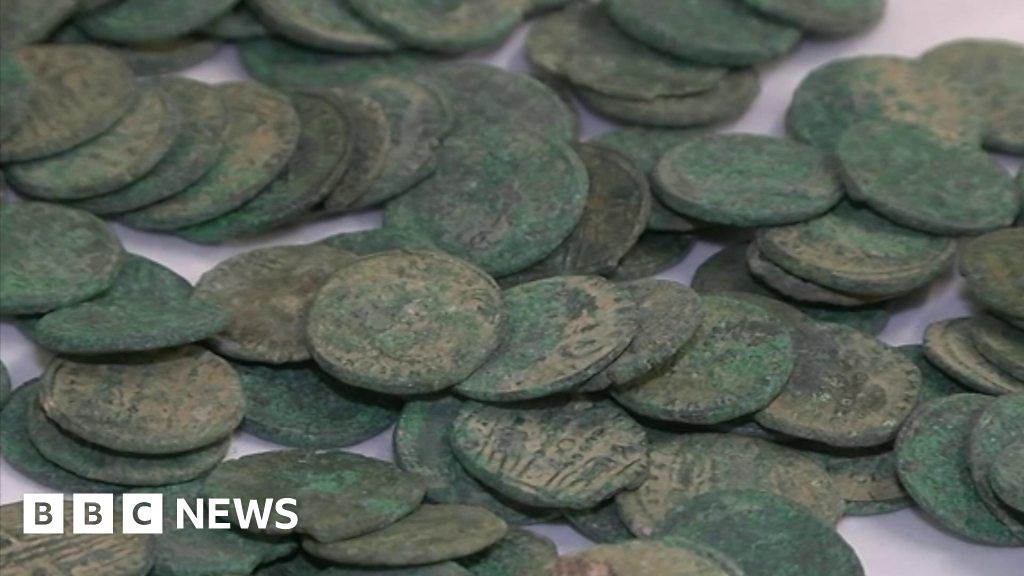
[746,243,884,307]
[77,0,238,44]
[742,0,885,36]
[609,232,694,281]
[348,0,525,53]
[898,345,966,406]
[972,316,1024,381]
[967,394,1024,539]
[824,449,912,516]
[991,439,1024,513]
[0,0,77,49]
[458,528,558,576]
[320,91,391,212]
[560,539,743,576]
[249,0,397,52]
[923,318,1024,395]
[960,228,1024,320]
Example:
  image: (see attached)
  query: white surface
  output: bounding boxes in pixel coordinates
[2,1,1024,574]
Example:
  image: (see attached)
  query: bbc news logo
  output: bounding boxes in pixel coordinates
[23,493,298,534]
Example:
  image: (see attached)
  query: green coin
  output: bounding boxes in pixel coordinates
[8,81,180,200]
[585,279,703,390]
[456,276,637,401]
[179,90,354,243]
[121,82,300,231]
[348,0,524,54]
[616,434,842,537]
[0,202,124,315]
[923,318,1024,396]
[606,0,801,66]
[69,77,229,215]
[459,528,557,576]
[308,251,503,395]
[236,362,399,448]
[29,254,228,355]
[968,394,1024,539]
[991,439,1024,513]
[249,0,397,52]
[787,55,981,149]
[500,143,652,284]
[384,127,588,277]
[960,228,1024,319]
[564,501,635,544]
[920,39,1024,155]
[201,449,426,541]
[77,0,238,44]
[895,394,1020,546]
[577,69,760,128]
[0,0,77,49]
[898,345,966,406]
[1,45,137,162]
[972,316,1024,381]
[756,321,920,447]
[432,62,576,143]
[756,201,957,297]
[27,396,230,486]
[608,232,694,281]
[824,449,912,516]
[653,134,843,227]
[0,52,33,141]
[393,397,555,524]
[613,295,793,425]
[0,501,154,575]
[321,227,435,255]
[837,120,1019,235]
[304,504,508,567]
[195,244,357,364]
[451,399,649,509]
[746,243,884,307]
[320,91,391,212]
[0,381,127,493]
[741,0,885,36]
[40,347,244,454]
[659,490,863,576]
[560,539,743,576]
[110,38,220,76]
[344,76,453,210]
[144,481,298,576]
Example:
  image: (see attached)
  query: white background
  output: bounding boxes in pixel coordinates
[2,1,1024,574]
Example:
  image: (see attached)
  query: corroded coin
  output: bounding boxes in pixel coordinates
[559,539,743,576]
[201,449,426,541]
[585,279,702,390]
[0,0,77,49]
[968,394,1024,539]
[756,201,956,297]
[742,0,885,36]
[27,397,230,486]
[304,504,508,566]
[609,232,695,281]
[612,295,793,424]
[180,90,353,243]
[756,321,921,447]
[577,69,760,128]
[606,0,801,66]
[393,397,554,524]
[787,55,981,149]
[899,344,966,406]
[321,226,434,255]
[459,528,558,576]
[121,82,300,231]
[384,126,588,276]
[69,77,229,215]
[1,45,136,162]
[960,228,1024,320]
[659,490,864,576]
[0,52,33,141]
[196,244,358,364]
[249,0,397,52]
[451,399,649,509]
[502,143,651,283]
[747,243,883,307]
[320,91,391,211]
[236,362,399,449]
[653,133,842,227]
[564,501,635,544]
[972,316,1024,381]
[28,254,228,355]
[824,449,912,516]
[77,0,238,44]
[616,434,842,536]
[991,439,1024,513]
[344,76,453,210]
[455,276,637,401]
[923,318,1024,395]
[40,346,244,454]
[836,120,1019,235]
[895,394,1020,546]
[0,202,124,315]
[0,501,153,575]
[921,39,1024,155]
[348,0,524,53]
[308,251,503,395]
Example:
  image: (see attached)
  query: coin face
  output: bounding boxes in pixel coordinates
[923,318,1024,396]
[451,399,649,510]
